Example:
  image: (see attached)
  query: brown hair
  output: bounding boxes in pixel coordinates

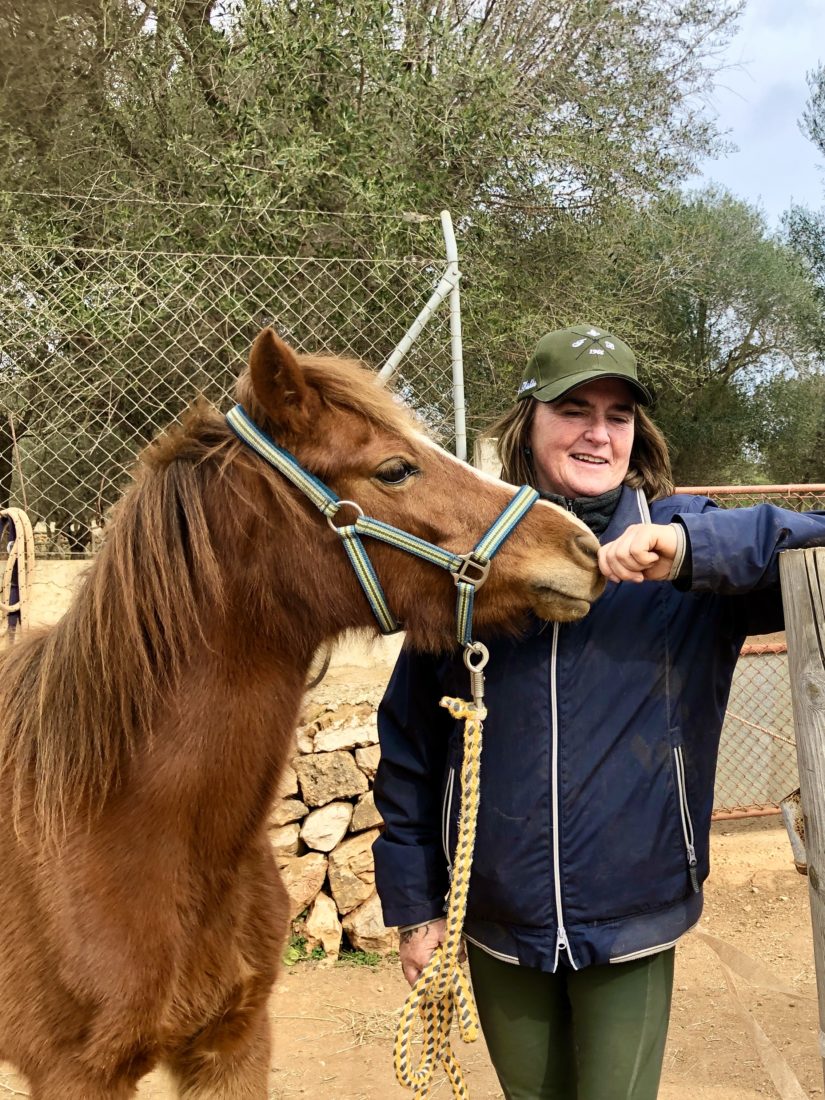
[489,397,674,502]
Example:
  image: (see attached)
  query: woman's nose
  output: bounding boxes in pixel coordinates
[584,418,610,444]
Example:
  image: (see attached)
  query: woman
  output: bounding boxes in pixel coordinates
[373,324,825,1100]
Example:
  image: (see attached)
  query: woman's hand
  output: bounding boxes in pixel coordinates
[399,919,449,986]
[598,523,679,584]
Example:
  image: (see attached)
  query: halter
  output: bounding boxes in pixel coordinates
[226,404,538,646]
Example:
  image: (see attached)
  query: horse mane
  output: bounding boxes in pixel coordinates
[0,405,236,837]
[0,350,409,840]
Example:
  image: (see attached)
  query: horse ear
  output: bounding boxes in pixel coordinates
[248,327,315,434]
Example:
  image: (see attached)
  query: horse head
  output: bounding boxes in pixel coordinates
[233,328,605,651]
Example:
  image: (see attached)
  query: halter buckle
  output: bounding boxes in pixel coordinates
[452,552,491,589]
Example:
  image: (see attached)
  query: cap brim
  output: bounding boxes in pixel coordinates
[527,368,652,406]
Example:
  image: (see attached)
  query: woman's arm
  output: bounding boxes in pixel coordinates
[372,647,454,931]
[599,504,825,593]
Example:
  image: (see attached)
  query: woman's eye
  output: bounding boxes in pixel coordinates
[375,460,418,485]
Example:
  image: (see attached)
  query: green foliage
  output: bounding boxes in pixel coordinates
[336,948,383,968]
[461,187,825,484]
[620,191,825,482]
[283,934,309,966]
[751,373,825,484]
[0,0,742,229]
[16,0,825,508]
[283,933,326,966]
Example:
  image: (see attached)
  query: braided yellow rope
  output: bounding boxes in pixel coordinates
[393,694,486,1099]
[1,508,35,632]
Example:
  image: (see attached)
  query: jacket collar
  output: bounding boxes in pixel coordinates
[600,485,651,545]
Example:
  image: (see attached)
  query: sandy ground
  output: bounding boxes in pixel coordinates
[1,816,821,1099]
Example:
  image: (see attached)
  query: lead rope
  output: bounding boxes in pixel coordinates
[394,642,489,1100]
[1,509,35,634]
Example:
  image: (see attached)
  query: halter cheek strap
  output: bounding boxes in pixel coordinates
[226,404,538,646]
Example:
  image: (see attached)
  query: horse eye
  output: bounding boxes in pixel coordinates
[375,460,418,485]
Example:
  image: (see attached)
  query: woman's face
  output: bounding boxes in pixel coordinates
[529,378,635,499]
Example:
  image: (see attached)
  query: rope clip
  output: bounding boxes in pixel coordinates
[463,641,489,710]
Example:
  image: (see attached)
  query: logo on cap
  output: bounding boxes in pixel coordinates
[572,329,615,359]
[518,378,537,395]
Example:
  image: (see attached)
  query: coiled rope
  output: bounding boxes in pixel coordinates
[393,644,489,1099]
[1,508,35,633]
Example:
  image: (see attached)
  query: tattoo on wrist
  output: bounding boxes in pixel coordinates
[400,921,433,945]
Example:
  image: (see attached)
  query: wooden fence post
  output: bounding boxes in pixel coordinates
[780,547,825,1088]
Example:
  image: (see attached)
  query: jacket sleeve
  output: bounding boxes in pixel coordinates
[372,647,454,928]
[676,502,825,635]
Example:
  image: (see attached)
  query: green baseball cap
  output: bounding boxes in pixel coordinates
[517,324,652,406]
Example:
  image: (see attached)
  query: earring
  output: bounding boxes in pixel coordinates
[523,445,533,457]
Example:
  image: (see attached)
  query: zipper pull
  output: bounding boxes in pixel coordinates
[556,926,569,952]
[687,845,700,893]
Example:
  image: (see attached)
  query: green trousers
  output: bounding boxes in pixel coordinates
[467,942,675,1100]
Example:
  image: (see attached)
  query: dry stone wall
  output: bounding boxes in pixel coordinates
[270,670,401,960]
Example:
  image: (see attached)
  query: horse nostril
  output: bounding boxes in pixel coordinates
[575,532,599,564]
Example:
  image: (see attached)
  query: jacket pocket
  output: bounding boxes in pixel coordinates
[673,745,700,893]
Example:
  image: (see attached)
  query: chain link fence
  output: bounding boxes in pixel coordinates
[677,485,825,818]
[0,203,457,557]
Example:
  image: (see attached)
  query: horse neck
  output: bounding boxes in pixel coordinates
[131,635,312,860]
[1,436,356,848]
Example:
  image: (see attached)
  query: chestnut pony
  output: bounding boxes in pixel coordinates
[0,328,602,1098]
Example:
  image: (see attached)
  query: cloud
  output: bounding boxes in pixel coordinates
[692,0,825,224]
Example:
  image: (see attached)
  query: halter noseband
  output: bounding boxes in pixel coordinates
[226,404,538,647]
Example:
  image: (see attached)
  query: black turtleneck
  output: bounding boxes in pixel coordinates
[539,485,623,537]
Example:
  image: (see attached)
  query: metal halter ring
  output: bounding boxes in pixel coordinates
[463,640,490,673]
[326,500,365,532]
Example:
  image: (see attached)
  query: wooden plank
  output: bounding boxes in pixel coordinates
[780,547,825,1088]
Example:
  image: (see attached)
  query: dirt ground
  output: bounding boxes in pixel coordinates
[1,816,820,1099]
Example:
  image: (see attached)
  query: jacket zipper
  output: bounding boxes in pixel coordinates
[673,745,700,893]
[551,622,577,968]
[442,765,455,873]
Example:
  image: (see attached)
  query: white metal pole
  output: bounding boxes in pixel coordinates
[377,269,459,384]
[440,210,467,461]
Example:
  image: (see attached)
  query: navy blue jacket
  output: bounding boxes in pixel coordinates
[373,487,825,971]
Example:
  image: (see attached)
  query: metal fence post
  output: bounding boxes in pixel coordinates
[779,546,825,1090]
[439,210,466,462]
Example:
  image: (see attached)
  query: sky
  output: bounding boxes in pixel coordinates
[692,0,825,228]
